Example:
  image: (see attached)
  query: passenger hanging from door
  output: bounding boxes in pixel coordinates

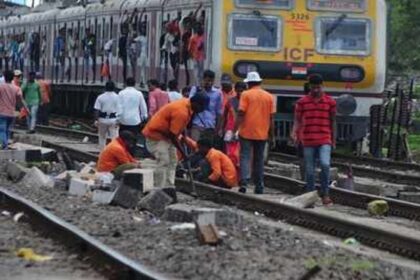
[83,27,96,84]
[53,28,66,83]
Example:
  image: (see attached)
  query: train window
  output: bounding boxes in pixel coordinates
[315,17,371,56]
[235,0,292,10]
[228,14,281,52]
[308,0,365,13]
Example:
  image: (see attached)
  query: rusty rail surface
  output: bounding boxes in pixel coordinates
[270,152,420,185]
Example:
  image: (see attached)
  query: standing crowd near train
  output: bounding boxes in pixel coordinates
[94,70,336,206]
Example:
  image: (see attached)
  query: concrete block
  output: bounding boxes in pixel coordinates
[192,209,216,225]
[111,183,141,209]
[140,159,165,188]
[285,191,320,208]
[337,175,385,196]
[163,204,242,226]
[122,168,154,193]
[0,150,28,161]
[267,161,338,181]
[160,187,177,203]
[21,167,54,188]
[138,189,173,216]
[12,134,43,146]
[92,189,116,204]
[69,177,94,197]
[9,142,57,161]
[53,179,68,191]
[80,163,96,175]
[399,192,420,204]
[5,161,28,182]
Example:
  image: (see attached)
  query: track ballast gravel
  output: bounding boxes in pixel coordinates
[1,164,420,280]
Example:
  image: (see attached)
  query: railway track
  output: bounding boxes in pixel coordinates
[34,137,420,262]
[0,187,167,280]
[270,152,420,185]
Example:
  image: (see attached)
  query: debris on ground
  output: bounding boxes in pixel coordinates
[15,248,53,262]
[367,200,389,216]
[285,191,320,208]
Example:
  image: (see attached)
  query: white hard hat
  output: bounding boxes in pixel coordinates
[14,69,22,76]
[244,71,262,83]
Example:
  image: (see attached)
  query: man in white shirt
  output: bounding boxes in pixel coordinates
[118,77,148,138]
[167,79,182,102]
[94,81,121,150]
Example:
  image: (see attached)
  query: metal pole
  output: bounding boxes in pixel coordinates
[395,89,405,161]
[387,84,399,159]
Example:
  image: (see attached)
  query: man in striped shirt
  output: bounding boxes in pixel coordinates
[292,74,336,206]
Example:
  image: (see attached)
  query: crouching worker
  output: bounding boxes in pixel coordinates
[196,138,237,189]
[97,131,140,177]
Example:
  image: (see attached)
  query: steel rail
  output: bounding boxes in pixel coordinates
[38,140,420,261]
[176,179,420,261]
[270,152,420,185]
[0,187,169,280]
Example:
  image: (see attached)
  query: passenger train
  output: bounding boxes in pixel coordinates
[0,0,387,143]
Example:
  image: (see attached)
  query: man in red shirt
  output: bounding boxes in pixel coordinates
[292,74,336,205]
[147,79,169,117]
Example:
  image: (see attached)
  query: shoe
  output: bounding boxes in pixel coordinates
[238,187,247,194]
[322,196,333,206]
[254,188,264,195]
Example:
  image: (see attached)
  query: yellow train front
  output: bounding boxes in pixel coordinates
[215,0,387,143]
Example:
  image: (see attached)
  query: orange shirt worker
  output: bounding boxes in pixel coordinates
[234,71,275,194]
[142,93,209,187]
[197,138,237,188]
[97,131,138,172]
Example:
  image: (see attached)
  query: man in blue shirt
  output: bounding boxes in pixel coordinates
[189,70,222,141]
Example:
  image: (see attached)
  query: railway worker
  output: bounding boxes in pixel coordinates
[220,73,235,108]
[118,77,148,137]
[167,79,182,102]
[0,70,23,148]
[195,138,238,189]
[22,71,42,134]
[94,81,121,150]
[147,79,169,117]
[292,74,336,206]
[142,93,209,187]
[36,72,52,125]
[97,130,139,173]
[234,72,275,194]
[220,81,247,170]
[189,70,223,142]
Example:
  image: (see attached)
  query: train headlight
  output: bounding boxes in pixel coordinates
[337,94,357,116]
[235,62,258,77]
[340,67,364,82]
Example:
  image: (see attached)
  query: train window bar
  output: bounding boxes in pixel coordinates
[315,16,372,56]
[235,0,293,10]
[227,13,282,52]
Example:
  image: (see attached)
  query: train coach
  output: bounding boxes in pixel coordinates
[0,0,387,144]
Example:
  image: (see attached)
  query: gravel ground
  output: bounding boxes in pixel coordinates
[1,166,420,280]
[0,209,104,280]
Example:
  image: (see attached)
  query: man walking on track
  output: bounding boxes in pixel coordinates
[94,81,121,150]
[142,93,209,187]
[118,77,148,138]
[0,70,23,148]
[234,72,275,194]
[292,74,336,206]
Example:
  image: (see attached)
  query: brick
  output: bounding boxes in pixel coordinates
[5,161,29,182]
[138,189,173,216]
[195,223,221,246]
[92,189,117,204]
[122,168,154,193]
[163,204,242,226]
[69,177,95,197]
[399,192,420,204]
[21,167,54,188]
